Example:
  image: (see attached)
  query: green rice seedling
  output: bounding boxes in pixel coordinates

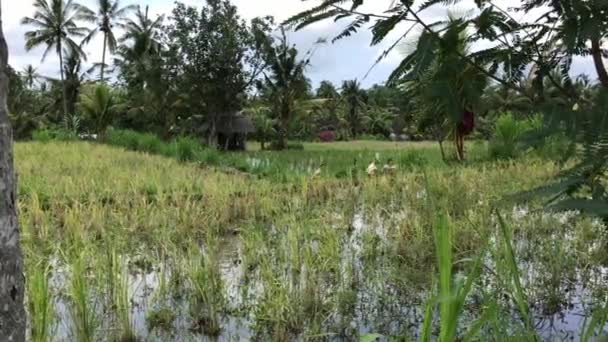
[186,241,225,336]
[496,211,537,339]
[253,263,302,341]
[419,213,488,341]
[67,251,99,342]
[146,306,176,333]
[580,299,608,342]
[113,253,136,341]
[26,258,54,342]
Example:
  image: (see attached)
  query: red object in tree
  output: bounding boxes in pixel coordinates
[458,110,475,136]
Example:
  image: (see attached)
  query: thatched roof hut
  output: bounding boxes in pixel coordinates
[217,111,255,134]
[216,111,255,151]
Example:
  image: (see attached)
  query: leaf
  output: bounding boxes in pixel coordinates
[548,199,608,216]
[371,13,405,45]
[359,333,384,342]
[332,16,370,43]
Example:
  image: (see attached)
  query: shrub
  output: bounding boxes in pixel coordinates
[489,113,534,159]
[137,133,163,154]
[32,128,78,142]
[105,129,140,151]
[267,141,304,150]
[359,134,386,141]
[537,132,573,160]
[199,148,220,165]
[175,136,203,162]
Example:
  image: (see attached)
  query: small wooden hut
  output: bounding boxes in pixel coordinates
[216,111,255,151]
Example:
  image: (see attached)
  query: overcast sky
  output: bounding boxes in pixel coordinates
[3,0,599,89]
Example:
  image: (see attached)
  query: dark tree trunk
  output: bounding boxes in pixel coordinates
[0,2,26,340]
[591,38,608,89]
[58,39,68,118]
[101,32,108,82]
[278,112,289,150]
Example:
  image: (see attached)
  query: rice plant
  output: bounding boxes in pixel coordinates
[67,251,99,342]
[186,241,225,336]
[26,258,54,342]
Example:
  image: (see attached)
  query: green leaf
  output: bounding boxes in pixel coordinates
[360,333,384,342]
[548,199,608,216]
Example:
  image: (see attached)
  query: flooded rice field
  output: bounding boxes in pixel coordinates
[30,210,608,341]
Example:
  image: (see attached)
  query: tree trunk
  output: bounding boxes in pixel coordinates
[58,40,68,118]
[101,32,107,82]
[278,113,288,150]
[591,38,608,89]
[0,1,26,340]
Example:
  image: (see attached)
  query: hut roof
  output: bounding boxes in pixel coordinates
[216,112,256,134]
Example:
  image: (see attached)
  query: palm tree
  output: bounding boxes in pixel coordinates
[79,84,121,134]
[22,0,91,117]
[341,79,367,138]
[401,21,488,161]
[119,5,163,57]
[114,5,163,90]
[362,106,395,136]
[262,30,309,150]
[22,65,40,89]
[82,0,136,82]
[316,80,339,99]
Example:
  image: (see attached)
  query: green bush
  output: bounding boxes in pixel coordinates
[537,132,573,160]
[267,141,305,150]
[175,136,203,162]
[199,148,220,165]
[105,129,141,151]
[137,133,163,154]
[489,113,538,159]
[32,128,78,142]
[358,134,386,141]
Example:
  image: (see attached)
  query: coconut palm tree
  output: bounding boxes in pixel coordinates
[341,79,367,138]
[113,5,163,91]
[119,5,163,57]
[22,0,91,117]
[261,29,310,150]
[79,84,121,134]
[83,0,136,82]
[22,65,40,89]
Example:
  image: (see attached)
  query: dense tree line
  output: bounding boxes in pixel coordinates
[9,0,608,158]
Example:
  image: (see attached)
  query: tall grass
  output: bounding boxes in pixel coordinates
[186,242,225,336]
[112,251,136,341]
[26,258,54,342]
[67,251,99,342]
[419,213,487,341]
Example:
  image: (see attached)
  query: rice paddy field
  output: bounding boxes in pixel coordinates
[17,141,608,341]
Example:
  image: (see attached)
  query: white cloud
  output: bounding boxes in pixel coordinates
[3,0,600,89]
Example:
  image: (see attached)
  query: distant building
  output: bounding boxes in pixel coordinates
[216,111,256,151]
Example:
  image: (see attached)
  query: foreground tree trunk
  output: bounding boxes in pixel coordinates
[0,1,26,340]
[591,39,608,89]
